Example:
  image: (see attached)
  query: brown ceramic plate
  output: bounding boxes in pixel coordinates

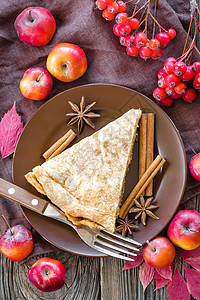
[12,83,187,257]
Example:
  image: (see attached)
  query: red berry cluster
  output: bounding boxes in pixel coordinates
[95,0,176,60]
[153,58,200,106]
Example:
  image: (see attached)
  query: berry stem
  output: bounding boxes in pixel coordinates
[181,14,193,56]
[152,0,158,38]
[149,12,167,32]
[132,0,150,18]
[1,214,13,235]
[144,0,152,34]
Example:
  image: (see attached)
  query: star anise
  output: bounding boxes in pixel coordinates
[66,96,100,133]
[129,196,159,226]
[115,215,139,237]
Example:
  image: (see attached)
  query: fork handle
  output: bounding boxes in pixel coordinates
[0,178,48,214]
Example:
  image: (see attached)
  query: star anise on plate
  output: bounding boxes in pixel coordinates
[129,196,159,226]
[66,96,100,133]
[115,215,139,237]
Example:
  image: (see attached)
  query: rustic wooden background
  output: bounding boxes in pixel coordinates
[0,0,200,299]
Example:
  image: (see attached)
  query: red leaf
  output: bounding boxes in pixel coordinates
[184,266,200,299]
[156,266,172,281]
[0,102,23,159]
[154,270,170,290]
[139,261,154,290]
[167,267,190,300]
[184,257,200,271]
[122,252,143,271]
[180,246,200,258]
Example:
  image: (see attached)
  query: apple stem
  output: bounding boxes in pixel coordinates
[29,9,34,22]
[64,65,69,79]
[36,72,44,82]
[1,214,13,235]
[146,240,156,252]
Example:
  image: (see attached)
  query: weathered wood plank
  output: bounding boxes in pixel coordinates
[0,251,100,300]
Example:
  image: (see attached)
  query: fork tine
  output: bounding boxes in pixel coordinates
[96,234,140,252]
[100,229,142,246]
[93,244,136,261]
[95,238,137,256]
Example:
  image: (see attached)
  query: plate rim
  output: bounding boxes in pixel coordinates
[12,83,187,256]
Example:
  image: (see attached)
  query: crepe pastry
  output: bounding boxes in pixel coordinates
[25,108,142,232]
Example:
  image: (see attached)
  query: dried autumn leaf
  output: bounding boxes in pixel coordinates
[184,266,200,299]
[156,266,172,281]
[0,102,23,159]
[122,251,143,271]
[167,267,190,300]
[154,270,170,290]
[180,246,200,258]
[139,261,154,290]
[184,256,200,271]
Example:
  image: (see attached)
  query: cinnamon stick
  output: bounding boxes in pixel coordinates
[42,129,76,160]
[119,155,165,219]
[139,114,147,181]
[145,113,155,196]
[138,113,155,196]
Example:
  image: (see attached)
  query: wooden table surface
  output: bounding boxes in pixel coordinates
[1,1,200,299]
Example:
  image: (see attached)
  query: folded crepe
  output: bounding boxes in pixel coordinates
[25,108,142,232]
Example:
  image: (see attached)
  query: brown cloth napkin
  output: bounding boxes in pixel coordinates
[0,0,199,260]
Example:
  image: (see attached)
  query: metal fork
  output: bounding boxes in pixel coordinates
[0,178,142,261]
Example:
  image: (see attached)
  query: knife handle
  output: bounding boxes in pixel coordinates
[0,178,48,214]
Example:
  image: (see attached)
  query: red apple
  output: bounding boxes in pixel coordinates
[143,236,175,268]
[14,7,56,46]
[46,43,87,82]
[167,210,200,250]
[0,225,34,261]
[189,153,200,181]
[20,67,53,100]
[28,257,66,292]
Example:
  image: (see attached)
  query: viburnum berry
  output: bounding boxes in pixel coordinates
[113,23,122,36]
[192,62,200,73]
[182,89,197,102]
[126,35,135,47]
[107,2,119,14]
[193,73,200,89]
[139,46,152,60]
[160,96,173,107]
[157,68,167,79]
[102,8,115,20]
[148,38,160,50]
[116,0,127,12]
[170,89,182,99]
[119,36,129,46]
[181,66,196,81]
[128,18,140,29]
[167,28,176,39]
[155,32,170,47]
[118,24,131,36]
[165,86,174,96]
[164,57,177,73]
[96,0,108,10]
[174,82,187,94]
[104,0,114,5]
[115,12,128,24]
[158,77,167,88]
[153,87,167,101]
[134,32,148,48]
[126,45,139,56]
[165,74,180,87]
[151,47,163,59]
[173,61,187,76]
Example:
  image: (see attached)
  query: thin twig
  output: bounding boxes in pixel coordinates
[152,0,158,38]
